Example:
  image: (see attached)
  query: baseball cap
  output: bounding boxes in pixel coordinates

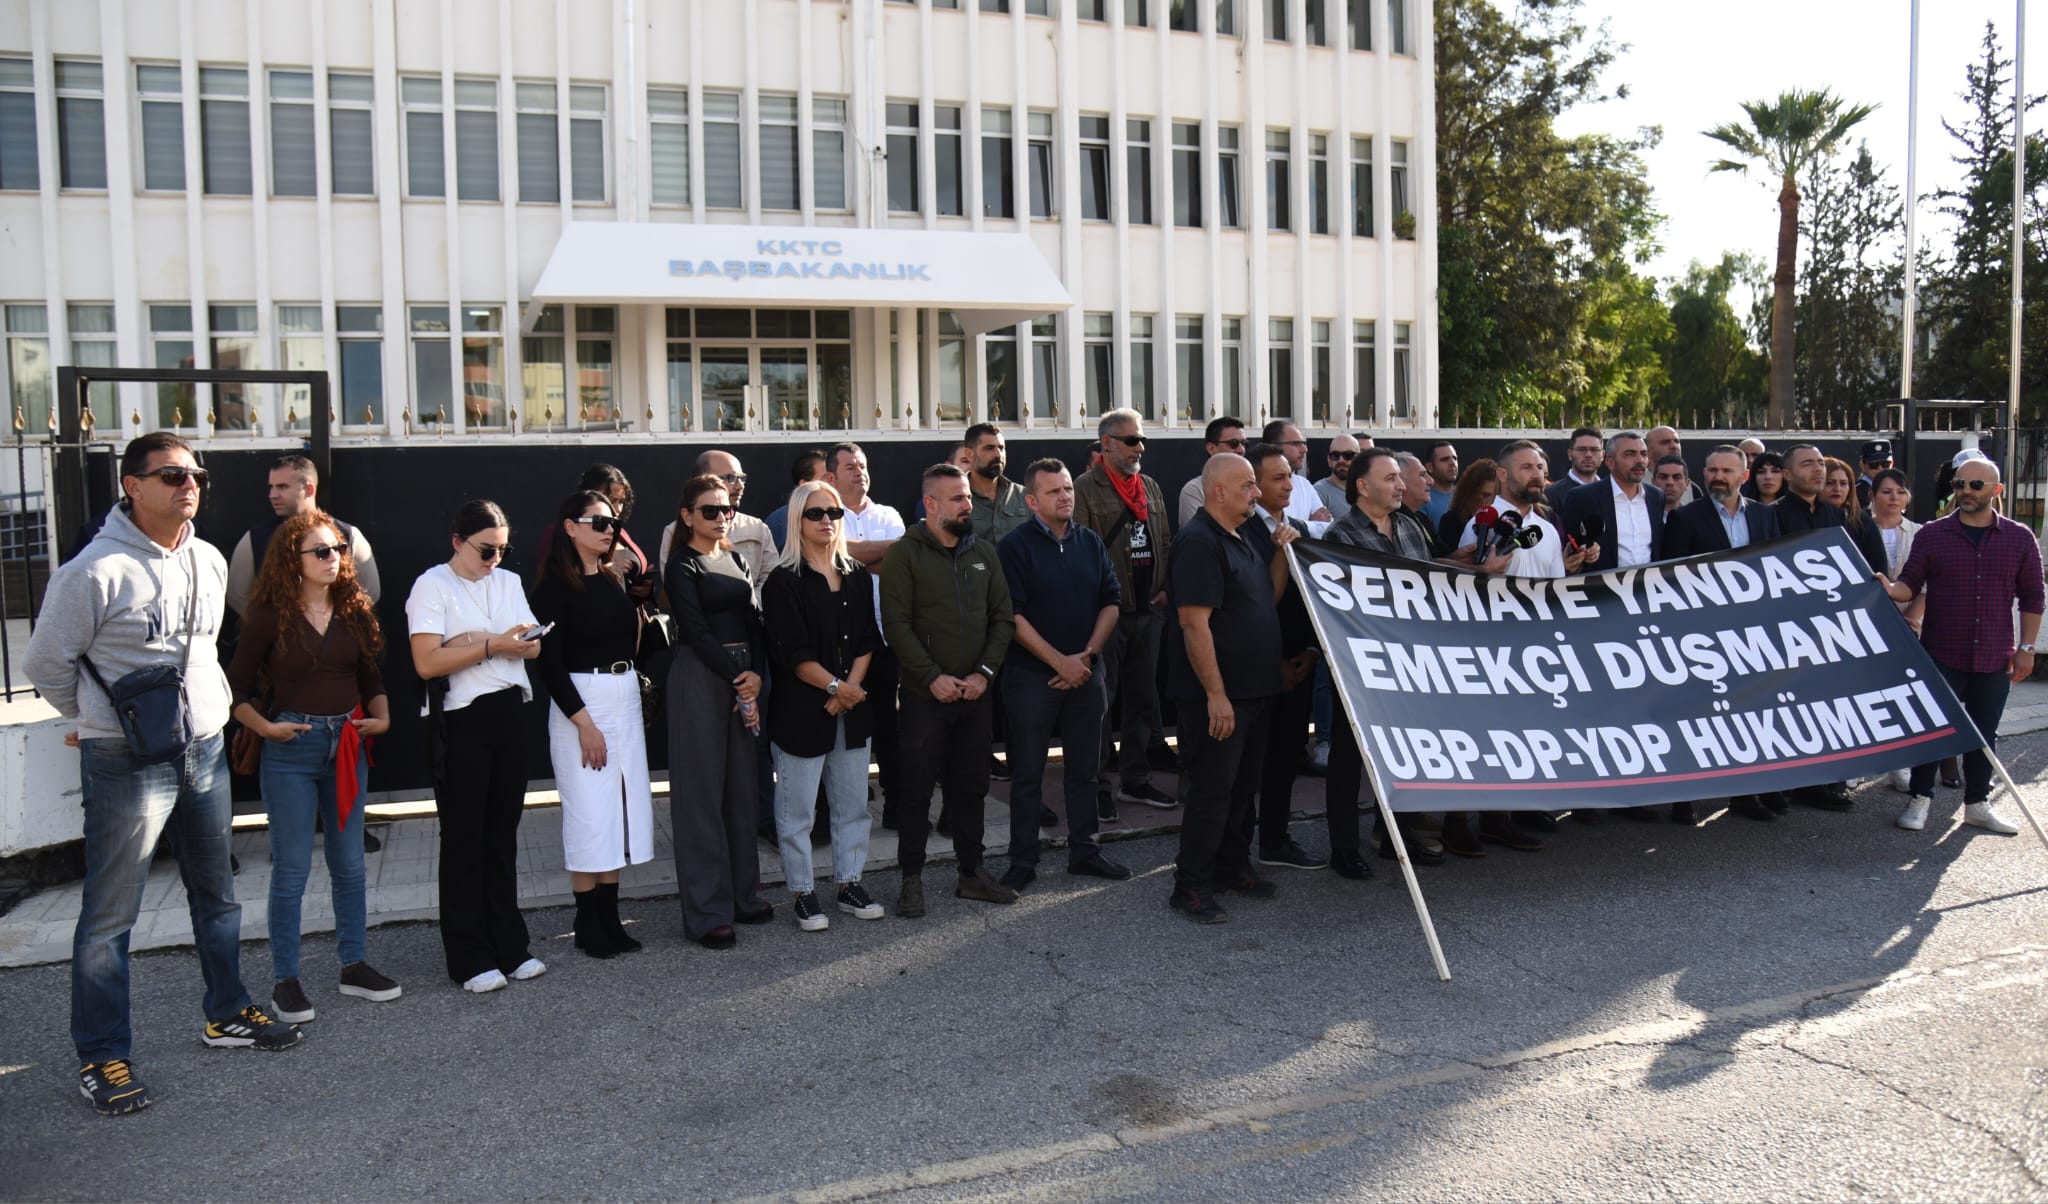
[1858,439,1892,463]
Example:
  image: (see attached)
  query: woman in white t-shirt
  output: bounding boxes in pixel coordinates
[406,500,548,995]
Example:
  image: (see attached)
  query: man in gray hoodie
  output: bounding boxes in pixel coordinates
[25,432,302,1118]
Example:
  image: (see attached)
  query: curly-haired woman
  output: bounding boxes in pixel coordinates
[225,509,396,1024]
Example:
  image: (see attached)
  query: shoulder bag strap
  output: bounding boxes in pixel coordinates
[179,547,200,675]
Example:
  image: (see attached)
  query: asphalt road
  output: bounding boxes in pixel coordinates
[3,735,2046,1202]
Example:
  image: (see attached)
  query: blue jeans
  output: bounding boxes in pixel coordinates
[73,731,250,1063]
[262,710,368,982]
[771,719,873,892]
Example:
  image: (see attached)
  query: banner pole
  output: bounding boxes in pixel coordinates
[1983,747,2048,852]
[1285,543,1453,981]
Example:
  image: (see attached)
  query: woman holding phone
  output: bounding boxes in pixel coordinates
[406,500,547,994]
[665,474,771,949]
[227,509,395,1023]
[531,490,653,957]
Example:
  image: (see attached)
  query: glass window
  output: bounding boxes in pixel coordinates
[985,324,1020,422]
[1083,312,1114,417]
[814,96,850,210]
[1306,0,1329,45]
[459,306,505,428]
[199,67,251,196]
[1309,133,1330,234]
[581,306,618,426]
[1267,317,1294,420]
[934,104,964,217]
[1126,118,1153,226]
[1350,136,1374,237]
[1218,124,1241,228]
[704,90,742,208]
[758,92,799,211]
[1174,315,1204,424]
[1130,314,1155,420]
[70,303,118,422]
[1220,317,1243,416]
[981,107,1013,219]
[1169,0,1199,31]
[648,88,688,206]
[935,310,967,424]
[1265,129,1290,232]
[410,305,452,427]
[137,64,184,192]
[337,305,382,427]
[1029,315,1058,422]
[1352,320,1375,423]
[982,0,1009,11]
[1266,0,1286,41]
[1311,319,1332,422]
[329,72,375,195]
[454,79,500,201]
[664,309,692,430]
[886,101,918,213]
[1391,139,1412,237]
[269,70,317,196]
[1027,110,1055,218]
[1078,0,1106,18]
[3,305,51,435]
[1389,0,1408,54]
[1216,0,1237,35]
[522,305,566,426]
[55,60,107,190]
[277,304,323,430]
[209,303,259,430]
[569,85,604,202]
[400,75,444,197]
[1079,115,1110,222]
[1393,321,1412,418]
[149,304,196,426]
[1028,0,1053,13]
[1348,0,1371,49]
[0,58,38,191]
[515,82,561,202]
[818,312,854,430]
[1171,122,1201,228]
[1126,0,1150,26]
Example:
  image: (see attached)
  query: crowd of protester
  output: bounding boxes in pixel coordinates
[22,420,2042,1115]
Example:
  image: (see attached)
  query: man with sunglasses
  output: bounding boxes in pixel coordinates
[225,454,379,617]
[1179,416,1248,526]
[1881,459,2040,836]
[1259,420,1332,537]
[1313,433,1364,517]
[1076,409,1179,816]
[27,432,303,1118]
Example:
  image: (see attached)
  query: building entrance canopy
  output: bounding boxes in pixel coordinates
[533,222,1073,337]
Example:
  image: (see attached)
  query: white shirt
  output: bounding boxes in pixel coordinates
[1611,478,1653,568]
[1287,471,1330,537]
[405,563,540,712]
[1460,496,1566,579]
[840,494,907,617]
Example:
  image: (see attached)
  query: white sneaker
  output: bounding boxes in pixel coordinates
[1896,796,1931,831]
[1962,803,2021,835]
[509,957,547,981]
[462,969,508,994]
[1889,769,1911,792]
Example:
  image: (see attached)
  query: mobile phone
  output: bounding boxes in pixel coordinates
[520,622,556,642]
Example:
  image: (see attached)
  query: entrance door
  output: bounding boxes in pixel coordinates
[699,347,750,431]
[759,346,812,431]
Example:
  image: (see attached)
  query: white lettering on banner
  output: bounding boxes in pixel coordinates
[1590,610,1890,693]
[1307,562,1600,622]
[1348,634,1592,707]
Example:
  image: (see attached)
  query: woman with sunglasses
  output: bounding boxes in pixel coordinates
[406,500,547,993]
[760,481,885,931]
[665,474,772,949]
[531,490,653,957]
[226,510,396,1024]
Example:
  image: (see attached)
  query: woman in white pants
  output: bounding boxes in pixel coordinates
[760,481,885,931]
[531,489,655,956]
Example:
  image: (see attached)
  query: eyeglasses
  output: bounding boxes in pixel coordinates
[134,466,209,488]
[1108,434,1146,448]
[1328,451,1356,461]
[715,473,748,487]
[1214,438,1247,450]
[801,506,846,522]
[1278,439,1308,450]
[570,514,619,534]
[1955,479,1996,492]
[469,540,510,562]
[694,504,736,520]
[299,543,350,561]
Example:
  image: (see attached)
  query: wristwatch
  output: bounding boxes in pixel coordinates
[826,678,842,696]
[2020,644,2036,654]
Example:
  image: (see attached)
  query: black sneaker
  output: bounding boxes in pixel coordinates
[337,962,402,1003]
[79,1060,151,1116]
[1116,783,1179,809]
[203,1004,304,1051]
[1097,790,1120,824]
[362,830,383,853]
[836,882,884,920]
[271,977,316,1023]
[1256,839,1328,870]
[1168,888,1229,924]
[990,755,1011,782]
[793,891,829,932]
[1219,873,1279,899]
[999,864,1036,893]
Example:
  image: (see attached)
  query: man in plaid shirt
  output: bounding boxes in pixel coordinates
[1882,458,2043,835]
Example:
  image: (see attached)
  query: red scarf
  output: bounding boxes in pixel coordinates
[336,704,375,831]
[1107,464,1149,522]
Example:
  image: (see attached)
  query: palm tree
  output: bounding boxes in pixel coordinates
[1705,89,1877,428]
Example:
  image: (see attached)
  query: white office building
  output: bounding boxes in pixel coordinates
[0,0,1437,448]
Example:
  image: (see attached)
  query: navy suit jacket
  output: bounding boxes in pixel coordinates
[1661,495,1783,559]
[1558,479,1665,572]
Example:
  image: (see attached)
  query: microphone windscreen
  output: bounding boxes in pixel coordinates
[1473,505,1499,529]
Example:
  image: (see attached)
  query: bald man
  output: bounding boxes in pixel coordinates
[1314,434,1362,516]
[1646,426,1703,507]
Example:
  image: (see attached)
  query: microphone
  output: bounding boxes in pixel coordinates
[1513,523,1544,550]
[1490,509,1525,557]
[1471,505,1499,563]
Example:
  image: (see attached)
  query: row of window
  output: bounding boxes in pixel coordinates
[0,59,1414,236]
[2,301,1412,436]
[896,0,1414,54]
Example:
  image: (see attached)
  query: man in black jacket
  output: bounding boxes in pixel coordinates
[1662,445,1783,559]
[1559,431,1664,572]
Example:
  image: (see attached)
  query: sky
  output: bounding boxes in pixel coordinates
[1554,0,2044,292]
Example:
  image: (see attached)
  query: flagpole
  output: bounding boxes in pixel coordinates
[1285,543,1453,981]
[1985,747,2048,851]
[2009,0,2027,468]
[1901,0,1921,403]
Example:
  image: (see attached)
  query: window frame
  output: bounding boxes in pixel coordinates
[55,59,108,191]
[0,57,38,193]
[197,66,252,197]
[648,87,689,207]
[136,63,185,193]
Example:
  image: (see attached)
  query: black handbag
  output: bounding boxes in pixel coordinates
[635,609,676,725]
[80,550,201,765]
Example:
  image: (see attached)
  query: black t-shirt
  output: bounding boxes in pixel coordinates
[1127,509,1155,601]
[1242,512,1314,657]
[1165,509,1283,701]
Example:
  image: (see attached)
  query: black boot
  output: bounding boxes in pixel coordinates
[573,889,618,959]
[598,881,641,952]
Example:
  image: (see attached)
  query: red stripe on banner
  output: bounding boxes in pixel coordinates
[1394,727,1960,792]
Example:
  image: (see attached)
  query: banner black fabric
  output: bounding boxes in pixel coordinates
[1294,528,1986,812]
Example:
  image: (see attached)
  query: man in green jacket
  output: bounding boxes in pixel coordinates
[880,463,1018,917]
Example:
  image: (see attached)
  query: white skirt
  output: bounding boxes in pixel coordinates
[548,670,656,873]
